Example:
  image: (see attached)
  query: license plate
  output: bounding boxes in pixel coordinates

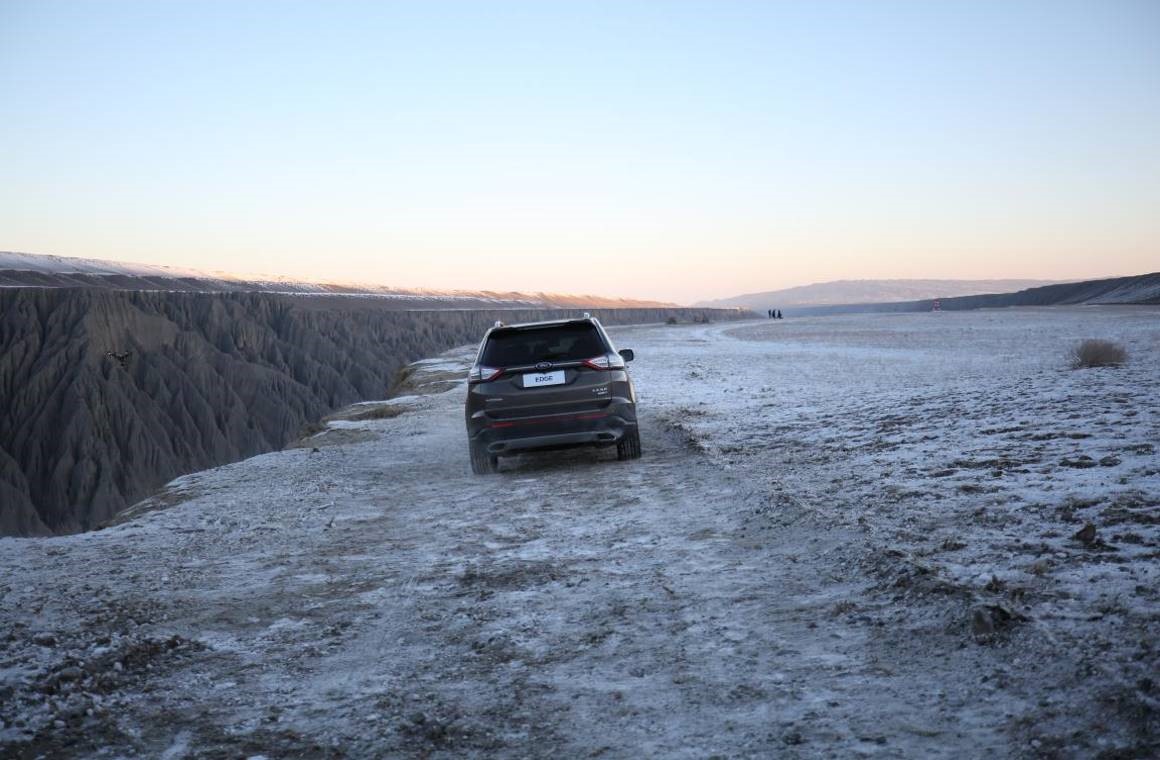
[523,370,565,388]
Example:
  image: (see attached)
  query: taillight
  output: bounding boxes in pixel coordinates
[468,365,503,383]
[582,353,625,371]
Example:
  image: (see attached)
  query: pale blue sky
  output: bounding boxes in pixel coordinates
[1,1,1157,302]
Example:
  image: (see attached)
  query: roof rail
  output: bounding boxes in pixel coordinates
[582,312,590,319]
[494,320,504,328]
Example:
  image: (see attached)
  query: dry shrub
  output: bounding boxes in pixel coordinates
[298,421,326,438]
[325,404,406,422]
[665,316,679,325]
[1069,339,1128,369]
[348,404,406,421]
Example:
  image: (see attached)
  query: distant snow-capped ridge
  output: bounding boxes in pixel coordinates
[0,251,675,308]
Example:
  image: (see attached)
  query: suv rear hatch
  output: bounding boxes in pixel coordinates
[469,321,618,422]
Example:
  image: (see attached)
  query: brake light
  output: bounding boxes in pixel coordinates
[468,365,503,383]
[582,353,625,371]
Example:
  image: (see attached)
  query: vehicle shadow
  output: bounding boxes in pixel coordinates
[497,445,619,475]
[491,415,683,476]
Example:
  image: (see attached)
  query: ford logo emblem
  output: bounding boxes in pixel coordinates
[535,361,552,372]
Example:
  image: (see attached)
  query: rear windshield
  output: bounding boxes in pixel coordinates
[482,322,607,366]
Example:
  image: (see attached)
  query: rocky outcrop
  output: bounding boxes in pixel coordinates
[0,289,742,536]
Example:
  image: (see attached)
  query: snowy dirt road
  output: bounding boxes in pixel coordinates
[2,307,1157,758]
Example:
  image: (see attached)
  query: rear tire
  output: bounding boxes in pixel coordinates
[470,442,499,474]
[616,430,642,461]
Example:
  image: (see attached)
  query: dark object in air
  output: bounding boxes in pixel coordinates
[465,315,640,474]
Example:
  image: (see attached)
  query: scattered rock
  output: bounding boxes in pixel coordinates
[56,695,88,721]
[55,667,84,683]
[1098,455,1121,467]
[971,604,1026,641]
[1072,523,1097,545]
[31,632,56,647]
[971,608,995,638]
[1060,456,1098,469]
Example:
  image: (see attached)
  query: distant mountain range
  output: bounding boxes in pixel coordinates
[701,274,1160,316]
[0,251,675,309]
[697,278,1059,310]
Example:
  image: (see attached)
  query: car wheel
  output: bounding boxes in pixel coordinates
[616,430,642,461]
[470,441,498,474]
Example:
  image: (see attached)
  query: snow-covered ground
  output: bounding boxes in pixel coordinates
[1,307,1156,758]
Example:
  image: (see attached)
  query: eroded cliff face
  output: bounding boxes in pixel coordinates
[0,289,739,535]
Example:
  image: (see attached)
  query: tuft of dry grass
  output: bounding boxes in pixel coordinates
[1068,339,1128,369]
[298,421,326,438]
[324,403,407,423]
[347,405,406,421]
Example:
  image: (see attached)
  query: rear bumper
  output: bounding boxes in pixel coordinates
[467,400,637,455]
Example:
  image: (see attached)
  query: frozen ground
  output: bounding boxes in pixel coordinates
[1,306,1156,758]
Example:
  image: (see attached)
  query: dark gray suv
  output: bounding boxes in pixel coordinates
[465,316,640,474]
